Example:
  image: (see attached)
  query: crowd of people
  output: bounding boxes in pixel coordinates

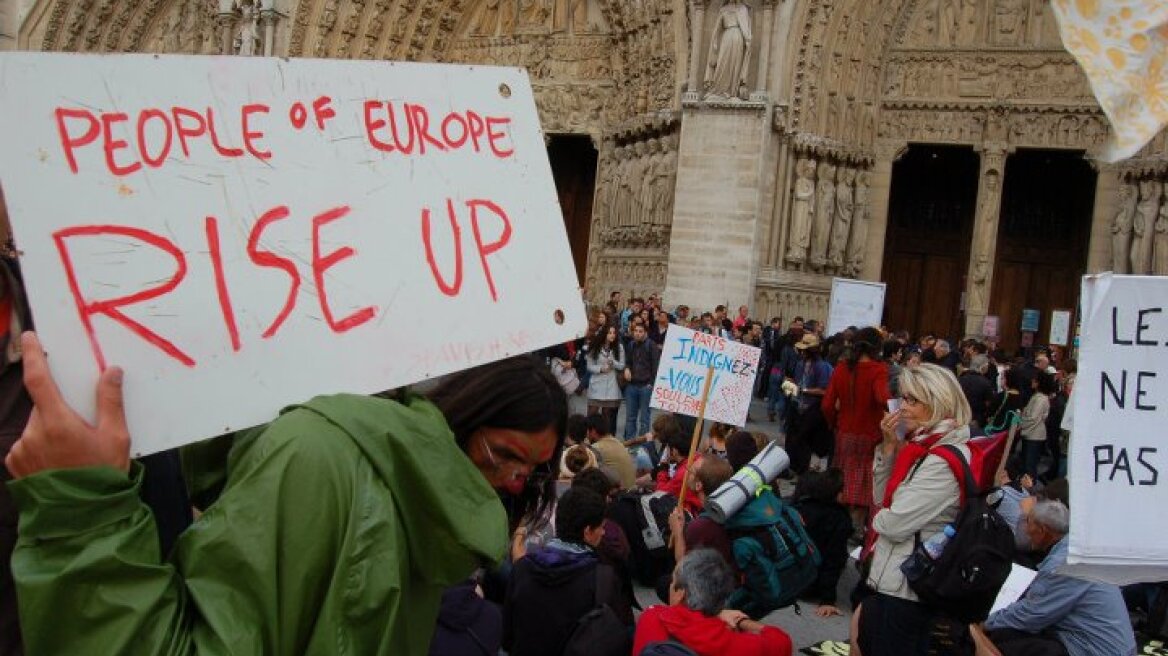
[0,279,1151,656]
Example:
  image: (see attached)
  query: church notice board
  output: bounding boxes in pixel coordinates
[0,53,585,456]
[651,324,761,427]
[827,278,886,336]
[1066,274,1168,584]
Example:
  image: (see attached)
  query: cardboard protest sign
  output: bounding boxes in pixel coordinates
[0,53,585,455]
[1067,274,1168,584]
[827,278,885,336]
[651,324,761,426]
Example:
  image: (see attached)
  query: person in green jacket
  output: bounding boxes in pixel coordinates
[4,331,566,655]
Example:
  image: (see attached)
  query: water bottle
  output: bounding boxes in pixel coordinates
[922,525,957,560]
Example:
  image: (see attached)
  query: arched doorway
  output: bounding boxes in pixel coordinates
[989,149,1096,353]
[881,145,980,340]
[546,135,597,285]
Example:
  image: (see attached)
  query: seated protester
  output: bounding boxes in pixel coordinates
[559,443,598,482]
[565,413,588,447]
[429,576,503,656]
[706,423,731,460]
[628,413,682,480]
[663,456,736,601]
[503,487,633,656]
[792,469,852,617]
[657,429,704,515]
[980,501,1137,656]
[572,467,636,614]
[720,432,815,620]
[634,549,794,656]
[993,456,1034,549]
[585,413,637,490]
[571,468,632,571]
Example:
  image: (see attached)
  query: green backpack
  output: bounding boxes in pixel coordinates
[723,489,821,619]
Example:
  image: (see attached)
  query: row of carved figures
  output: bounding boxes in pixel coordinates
[785,157,871,278]
[1111,176,1168,276]
[595,135,680,232]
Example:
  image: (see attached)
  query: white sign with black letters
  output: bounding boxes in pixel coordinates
[1067,274,1168,584]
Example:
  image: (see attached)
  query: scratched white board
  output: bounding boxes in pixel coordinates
[0,53,586,455]
[827,277,886,336]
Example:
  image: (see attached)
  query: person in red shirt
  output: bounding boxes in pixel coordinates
[656,429,703,514]
[634,549,793,656]
[821,326,891,530]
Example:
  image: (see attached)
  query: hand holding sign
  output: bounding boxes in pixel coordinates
[5,332,130,479]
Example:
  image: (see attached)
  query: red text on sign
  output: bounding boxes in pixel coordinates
[421,198,513,302]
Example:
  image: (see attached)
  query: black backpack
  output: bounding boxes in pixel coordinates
[610,490,678,586]
[561,567,631,656]
[900,444,1015,623]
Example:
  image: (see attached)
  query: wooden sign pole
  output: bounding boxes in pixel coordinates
[675,363,717,513]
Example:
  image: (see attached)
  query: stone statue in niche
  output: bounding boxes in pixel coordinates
[703,1,752,100]
[992,0,1027,46]
[235,2,261,56]
[1155,182,1168,275]
[594,161,614,227]
[553,0,588,33]
[626,141,650,225]
[639,139,662,226]
[786,157,817,268]
[518,0,551,29]
[957,0,979,44]
[1131,179,1161,274]
[474,0,501,35]
[939,0,959,45]
[657,137,679,224]
[845,171,870,277]
[810,162,837,271]
[827,167,855,270]
[499,0,518,35]
[968,254,990,312]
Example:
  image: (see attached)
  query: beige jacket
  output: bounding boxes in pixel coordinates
[867,425,970,601]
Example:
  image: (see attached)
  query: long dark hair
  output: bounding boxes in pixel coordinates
[428,355,568,527]
[847,326,883,370]
[588,325,622,362]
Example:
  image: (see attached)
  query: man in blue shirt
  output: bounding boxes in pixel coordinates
[979,500,1137,656]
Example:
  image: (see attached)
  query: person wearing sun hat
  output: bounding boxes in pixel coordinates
[787,333,834,474]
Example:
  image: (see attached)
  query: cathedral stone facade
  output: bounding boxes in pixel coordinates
[8,0,1168,350]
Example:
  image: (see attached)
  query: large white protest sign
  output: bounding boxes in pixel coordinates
[651,325,761,426]
[1067,274,1168,584]
[0,53,585,455]
[827,278,886,336]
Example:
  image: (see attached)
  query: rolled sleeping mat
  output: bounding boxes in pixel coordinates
[703,442,790,523]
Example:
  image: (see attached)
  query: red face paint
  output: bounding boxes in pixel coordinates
[503,476,527,496]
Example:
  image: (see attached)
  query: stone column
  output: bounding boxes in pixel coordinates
[859,141,903,281]
[686,0,707,100]
[963,144,1009,338]
[217,5,237,55]
[665,104,771,311]
[1085,163,1121,274]
[751,0,777,101]
[260,3,279,56]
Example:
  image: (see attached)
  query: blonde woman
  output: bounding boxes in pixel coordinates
[855,363,971,656]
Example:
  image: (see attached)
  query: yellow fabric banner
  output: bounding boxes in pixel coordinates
[1050,0,1168,161]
